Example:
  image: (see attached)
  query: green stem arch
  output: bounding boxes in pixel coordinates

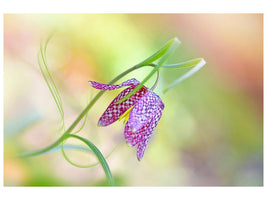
[67,134,115,186]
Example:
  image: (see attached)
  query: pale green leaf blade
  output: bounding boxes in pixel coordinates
[163,58,206,93]
[116,38,180,104]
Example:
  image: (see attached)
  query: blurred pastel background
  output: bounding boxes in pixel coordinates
[4,14,263,186]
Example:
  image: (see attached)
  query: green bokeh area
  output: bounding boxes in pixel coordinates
[4,14,263,186]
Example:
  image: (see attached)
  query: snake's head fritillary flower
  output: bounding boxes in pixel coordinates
[88,78,164,161]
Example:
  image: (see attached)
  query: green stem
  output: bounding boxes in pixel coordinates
[20,134,68,157]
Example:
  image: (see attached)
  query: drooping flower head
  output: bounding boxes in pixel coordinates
[88,78,164,161]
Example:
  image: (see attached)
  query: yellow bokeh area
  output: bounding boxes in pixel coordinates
[4,14,263,186]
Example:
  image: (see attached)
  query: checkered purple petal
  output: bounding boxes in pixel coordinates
[136,103,164,161]
[98,86,148,126]
[124,120,144,147]
[127,91,161,133]
[124,94,164,160]
[89,78,165,161]
[136,137,150,161]
[88,78,140,90]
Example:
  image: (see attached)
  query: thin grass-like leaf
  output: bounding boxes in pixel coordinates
[68,134,115,186]
[72,112,88,135]
[135,37,181,67]
[61,143,97,168]
[71,93,93,135]
[38,36,65,131]
[163,58,206,93]
[40,46,64,127]
[116,37,180,104]
[45,144,94,154]
[161,58,204,69]
[60,141,121,168]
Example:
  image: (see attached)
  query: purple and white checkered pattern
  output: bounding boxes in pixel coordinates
[98,86,148,126]
[128,91,161,132]
[124,94,164,160]
[89,78,164,161]
[89,78,148,126]
[88,78,140,90]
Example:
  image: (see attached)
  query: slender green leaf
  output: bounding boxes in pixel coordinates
[68,134,115,186]
[72,111,88,135]
[161,58,203,68]
[38,36,65,131]
[135,37,181,67]
[71,93,93,135]
[61,143,98,168]
[116,37,180,104]
[60,141,121,168]
[47,144,93,154]
[163,58,206,93]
